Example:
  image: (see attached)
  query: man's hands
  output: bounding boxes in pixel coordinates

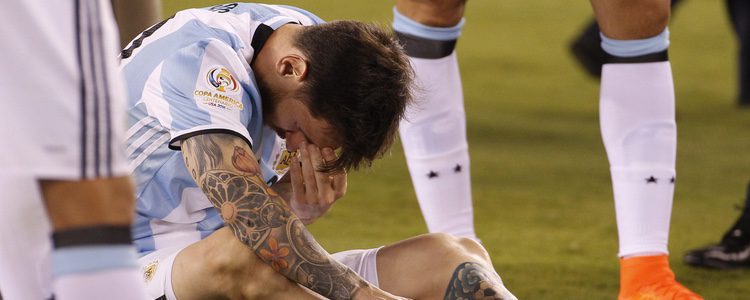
[289,142,347,224]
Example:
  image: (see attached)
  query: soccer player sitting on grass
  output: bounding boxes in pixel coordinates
[121,3,516,299]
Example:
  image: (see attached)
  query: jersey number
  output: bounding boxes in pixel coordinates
[209,3,238,13]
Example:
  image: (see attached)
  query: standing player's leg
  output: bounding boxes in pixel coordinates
[39,1,148,298]
[0,0,149,298]
[727,0,750,106]
[43,178,147,299]
[393,0,478,240]
[570,0,683,78]
[590,0,702,299]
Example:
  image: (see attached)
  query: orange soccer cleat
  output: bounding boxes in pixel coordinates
[618,255,703,300]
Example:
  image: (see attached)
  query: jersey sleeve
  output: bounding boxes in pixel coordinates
[145,38,257,150]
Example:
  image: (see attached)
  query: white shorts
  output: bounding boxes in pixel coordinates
[138,245,382,300]
[0,0,128,180]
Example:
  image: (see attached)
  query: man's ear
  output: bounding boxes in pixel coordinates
[277,54,308,81]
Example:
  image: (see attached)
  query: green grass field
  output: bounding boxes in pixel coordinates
[164,1,750,298]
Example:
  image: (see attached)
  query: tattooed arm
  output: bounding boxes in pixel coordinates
[181,133,397,300]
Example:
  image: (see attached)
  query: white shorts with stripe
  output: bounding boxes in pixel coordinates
[138,245,382,300]
[0,0,128,180]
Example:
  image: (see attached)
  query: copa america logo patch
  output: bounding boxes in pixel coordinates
[206,67,239,93]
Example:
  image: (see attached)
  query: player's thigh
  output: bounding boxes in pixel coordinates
[376,233,491,299]
[590,0,670,39]
[171,227,323,300]
[396,0,466,27]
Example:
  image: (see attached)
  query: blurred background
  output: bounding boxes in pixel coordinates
[158,1,750,298]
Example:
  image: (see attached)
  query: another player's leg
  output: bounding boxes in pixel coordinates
[42,1,149,298]
[394,0,478,240]
[333,233,516,300]
[42,178,147,299]
[727,0,750,106]
[684,180,750,269]
[570,0,683,79]
[591,0,701,299]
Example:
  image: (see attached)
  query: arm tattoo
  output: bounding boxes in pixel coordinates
[444,262,512,300]
[182,134,367,299]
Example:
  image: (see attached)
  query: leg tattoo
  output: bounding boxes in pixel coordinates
[444,262,511,300]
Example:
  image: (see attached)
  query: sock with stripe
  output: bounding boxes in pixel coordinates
[52,226,147,300]
[599,28,702,299]
[393,8,477,240]
[600,28,675,257]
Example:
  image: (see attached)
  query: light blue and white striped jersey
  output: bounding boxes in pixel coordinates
[120,3,324,256]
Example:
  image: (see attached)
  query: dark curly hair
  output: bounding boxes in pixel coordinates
[293,21,414,172]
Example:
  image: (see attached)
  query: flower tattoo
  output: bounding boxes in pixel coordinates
[259,237,290,271]
[232,146,259,174]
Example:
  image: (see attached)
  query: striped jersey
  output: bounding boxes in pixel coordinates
[120,3,324,255]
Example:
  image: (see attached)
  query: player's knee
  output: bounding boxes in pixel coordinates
[41,176,137,230]
[396,0,466,27]
[456,236,492,262]
[418,233,490,263]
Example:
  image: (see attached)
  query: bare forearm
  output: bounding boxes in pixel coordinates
[182,134,368,299]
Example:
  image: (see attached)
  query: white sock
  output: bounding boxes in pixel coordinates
[400,52,477,240]
[600,61,676,257]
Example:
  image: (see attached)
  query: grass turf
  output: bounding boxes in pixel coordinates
[162,1,750,298]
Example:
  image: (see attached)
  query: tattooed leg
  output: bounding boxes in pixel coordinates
[444,262,515,300]
[375,233,517,300]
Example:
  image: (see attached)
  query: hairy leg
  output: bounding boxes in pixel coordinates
[172,227,324,300]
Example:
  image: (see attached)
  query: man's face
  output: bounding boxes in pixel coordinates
[265,99,339,152]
